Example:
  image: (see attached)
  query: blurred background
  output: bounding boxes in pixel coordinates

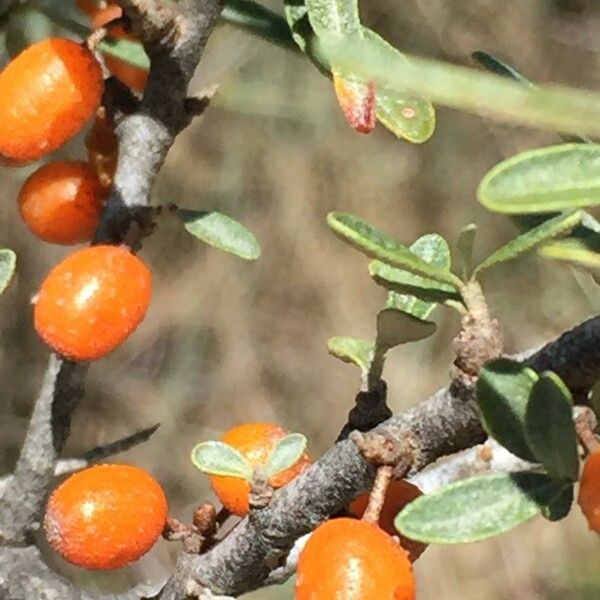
[1,0,600,598]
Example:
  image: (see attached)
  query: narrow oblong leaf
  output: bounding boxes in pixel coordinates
[191,441,253,480]
[327,336,373,374]
[477,359,539,462]
[327,212,462,288]
[456,223,477,280]
[262,433,307,479]
[471,51,533,87]
[474,211,582,274]
[178,209,261,260]
[362,28,435,143]
[0,249,16,295]
[539,236,600,269]
[375,308,436,349]
[478,144,600,214]
[395,472,566,544]
[542,484,574,522]
[305,0,361,37]
[99,36,150,70]
[525,372,579,482]
[370,261,460,305]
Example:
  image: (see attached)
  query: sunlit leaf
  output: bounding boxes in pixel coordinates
[0,249,16,295]
[178,209,261,260]
[263,433,307,479]
[191,441,253,480]
[395,472,568,543]
[477,359,539,462]
[317,36,600,137]
[474,211,582,274]
[525,372,579,482]
[362,28,435,143]
[478,144,600,214]
[327,336,373,374]
[327,212,462,288]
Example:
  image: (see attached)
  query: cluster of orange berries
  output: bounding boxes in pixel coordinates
[0,2,153,362]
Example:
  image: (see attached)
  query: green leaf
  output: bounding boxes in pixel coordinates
[305,0,361,37]
[262,433,307,479]
[542,484,574,522]
[525,372,579,482]
[0,249,16,295]
[395,472,565,544]
[99,36,150,70]
[375,308,436,349]
[478,144,600,214]
[370,261,460,306]
[538,234,600,269]
[471,51,533,87]
[327,336,373,374]
[327,212,462,288]
[191,441,254,480]
[6,5,53,58]
[282,4,435,142]
[456,223,477,280]
[473,211,582,274]
[221,0,297,51]
[178,209,261,260]
[472,50,590,144]
[362,28,435,143]
[477,359,539,462]
[316,36,600,137]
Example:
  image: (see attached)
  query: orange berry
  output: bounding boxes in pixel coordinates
[578,448,600,533]
[92,5,149,92]
[44,464,168,570]
[296,518,416,600]
[34,245,152,361]
[0,38,103,164]
[210,422,310,516]
[86,108,118,188]
[348,479,427,562]
[18,160,106,245]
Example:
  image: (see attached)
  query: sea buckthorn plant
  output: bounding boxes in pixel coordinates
[1,1,600,600]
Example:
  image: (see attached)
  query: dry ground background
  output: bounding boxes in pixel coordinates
[1,0,600,598]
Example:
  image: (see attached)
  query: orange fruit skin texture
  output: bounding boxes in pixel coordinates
[34,245,152,361]
[210,422,310,516]
[578,449,600,533]
[44,464,168,570]
[0,38,103,164]
[18,160,107,245]
[296,518,416,600]
[92,5,149,92]
[348,479,428,562]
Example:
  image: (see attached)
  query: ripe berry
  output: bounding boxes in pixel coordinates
[210,422,310,516]
[578,448,600,533]
[34,245,152,361]
[18,160,106,245]
[92,4,149,92]
[44,464,168,570]
[348,479,427,561]
[0,38,103,164]
[296,518,416,600]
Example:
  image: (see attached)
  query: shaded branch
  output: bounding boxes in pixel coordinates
[170,315,600,597]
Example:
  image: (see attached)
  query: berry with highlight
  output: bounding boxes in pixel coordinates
[18,160,106,245]
[0,38,103,164]
[44,464,168,570]
[296,518,416,600]
[34,245,152,361]
[210,422,310,516]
